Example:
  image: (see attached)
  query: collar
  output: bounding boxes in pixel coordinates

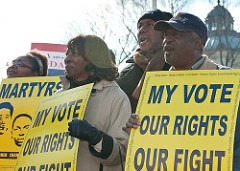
[169,56,204,71]
[60,76,70,90]
[70,76,94,89]
[93,80,118,91]
[60,76,118,92]
[190,56,204,70]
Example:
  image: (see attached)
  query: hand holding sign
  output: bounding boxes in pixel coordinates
[68,119,102,145]
[122,114,141,135]
[125,70,240,171]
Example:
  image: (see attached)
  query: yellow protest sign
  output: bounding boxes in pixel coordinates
[0,76,61,170]
[14,83,93,171]
[125,70,240,171]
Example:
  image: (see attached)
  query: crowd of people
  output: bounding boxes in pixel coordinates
[1,8,239,171]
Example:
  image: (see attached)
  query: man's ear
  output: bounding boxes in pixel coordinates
[195,38,204,50]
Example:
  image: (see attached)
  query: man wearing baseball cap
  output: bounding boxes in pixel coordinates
[154,12,229,70]
[118,9,172,113]
[155,12,239,170]
[125,12,239,170]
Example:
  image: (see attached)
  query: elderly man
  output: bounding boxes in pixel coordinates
[124,12,239,170]
[154,12,230,70]
[156,12,238,170]
[118,9,172,113]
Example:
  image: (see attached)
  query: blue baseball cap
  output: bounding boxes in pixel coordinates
[137,9,172,24]
[154,12,208,45]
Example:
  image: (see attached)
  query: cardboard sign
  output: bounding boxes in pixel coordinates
[125,70,240,171]
[0,76,61,170]
[15,83,93,171]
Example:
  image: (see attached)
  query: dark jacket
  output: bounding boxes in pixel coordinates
[117,49,170,112]
[118,59,143,113]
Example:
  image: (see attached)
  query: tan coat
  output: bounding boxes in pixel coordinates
[169,55,231,70]
[58,76,131,171]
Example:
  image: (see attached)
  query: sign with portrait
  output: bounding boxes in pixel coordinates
[0,76,61,170]
[15,83,93,171]
[125,70,240,171]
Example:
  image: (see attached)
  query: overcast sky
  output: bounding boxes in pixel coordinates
[0,0,239,81]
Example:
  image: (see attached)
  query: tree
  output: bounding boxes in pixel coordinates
[159,0,191,15]
[61,0,150,64]
[113,0,151,64]
[61,0,191,65]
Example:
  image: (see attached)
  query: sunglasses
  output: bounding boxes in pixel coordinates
[7,62,32,69]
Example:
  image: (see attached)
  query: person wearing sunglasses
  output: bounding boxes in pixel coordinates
[7,49,48,78]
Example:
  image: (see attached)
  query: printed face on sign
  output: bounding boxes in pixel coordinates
[11,114,32,147]
[0,108,12,135]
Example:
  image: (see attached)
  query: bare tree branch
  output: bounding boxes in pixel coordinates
[61,0,192,66]
[160,0,191,15]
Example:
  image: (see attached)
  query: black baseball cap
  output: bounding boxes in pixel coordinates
[138,9,172,24]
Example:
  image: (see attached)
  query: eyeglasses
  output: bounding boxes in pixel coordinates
[6,62,32,69]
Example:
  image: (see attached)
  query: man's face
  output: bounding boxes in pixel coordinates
[137,19,164,53]
[0,108,11,135]
[162,28,196,69]
[12,116,31,147]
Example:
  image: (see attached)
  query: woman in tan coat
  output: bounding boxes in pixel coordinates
[58,34,131,171]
